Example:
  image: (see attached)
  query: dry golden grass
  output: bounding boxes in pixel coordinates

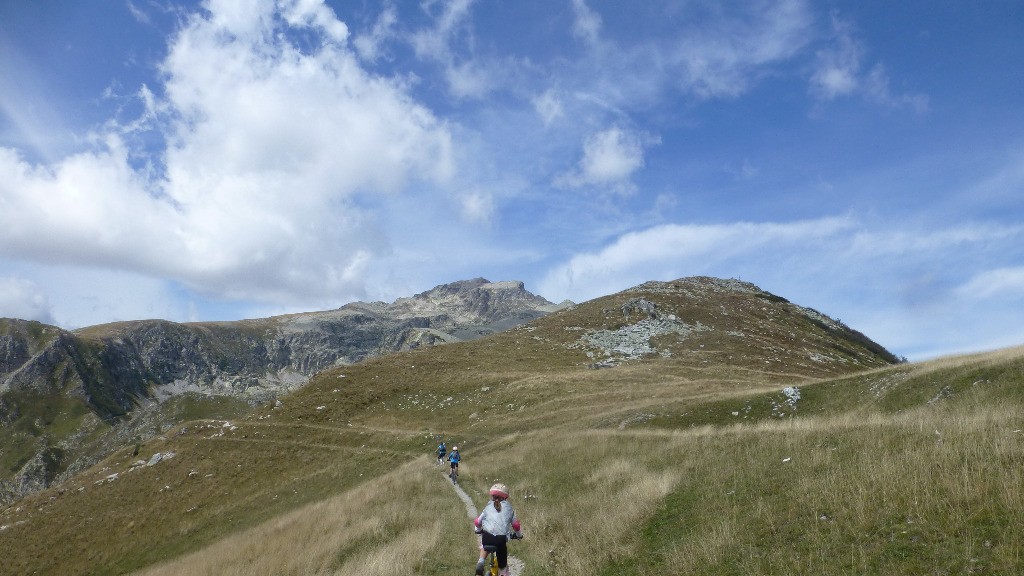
[442,377,1024,576]
[134,456,465,576]
[465,433,683,574]
[905,343,1024,376]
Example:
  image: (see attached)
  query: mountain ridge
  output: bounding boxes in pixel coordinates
[0,278,565,503]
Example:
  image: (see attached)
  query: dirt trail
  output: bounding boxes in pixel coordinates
[446,470,525,576]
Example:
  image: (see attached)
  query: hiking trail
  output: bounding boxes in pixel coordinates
[446,469,526,576]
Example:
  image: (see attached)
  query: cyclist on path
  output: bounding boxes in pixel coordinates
[448,446,461,483]
[437,441,447,466]
[473,482,522,576]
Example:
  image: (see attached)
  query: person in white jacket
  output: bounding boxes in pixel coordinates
[473,482,522,576]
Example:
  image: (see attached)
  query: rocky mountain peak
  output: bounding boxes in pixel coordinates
[387,278,562,323]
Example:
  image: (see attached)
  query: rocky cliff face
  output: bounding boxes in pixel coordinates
[0,278,563,503]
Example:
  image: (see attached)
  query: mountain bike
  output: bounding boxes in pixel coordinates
[479,533,521,576]
[449,465,459,485]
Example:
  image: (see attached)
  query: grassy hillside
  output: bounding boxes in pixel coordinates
[2,278,1019,575]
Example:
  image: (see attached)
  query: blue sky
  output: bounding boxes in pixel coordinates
[1,0,1022,361]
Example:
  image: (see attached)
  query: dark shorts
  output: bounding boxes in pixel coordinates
[480,531,508,568]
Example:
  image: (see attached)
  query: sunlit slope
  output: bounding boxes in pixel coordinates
[276,277,897,434]
[3,277,964,575]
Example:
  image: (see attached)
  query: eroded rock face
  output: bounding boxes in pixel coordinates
[3,279,560,405]
[0,279,564,502]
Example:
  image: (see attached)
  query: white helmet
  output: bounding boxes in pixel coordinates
[489,483,510,499]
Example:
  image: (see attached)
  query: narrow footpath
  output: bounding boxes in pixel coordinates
[446,470,526,576]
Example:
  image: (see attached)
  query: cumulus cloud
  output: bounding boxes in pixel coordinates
[0,276,54,324]
[278,0,349,41]
[0,0,454,307]
[556,127,656,191]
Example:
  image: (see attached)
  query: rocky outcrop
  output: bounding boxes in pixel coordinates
[10,279,561,405]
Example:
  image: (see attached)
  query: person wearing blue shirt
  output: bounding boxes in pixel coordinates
[447,446,461,484]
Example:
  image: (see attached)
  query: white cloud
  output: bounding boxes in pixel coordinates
[0,139,179,269]
[810,13,927,112]
[409,0,495,99]
[539,217,855,302]
[0,38,77,163]
[580,128,644,182]
[667,0,814,98]
[957,267,1024,300]
[809,15,862,99]
[459,190,495,226]
[849,223,1023,256]
[0,276,53,324]
[353,4,398,62]
[552,0,813,111]
[410,0,475,58]
[862,65,929,113]
[126,1,151,25]
[961,148,1024,209]
[556,127,655,191]
[279,0,349,42]
[532,89,565,126]
[22,264,188,328]
[570,0,602,46]
[0,0,454,307]
[536,216,1024,361]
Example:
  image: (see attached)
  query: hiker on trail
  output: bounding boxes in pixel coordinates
[437,441,447,466]
[473,482,522,576]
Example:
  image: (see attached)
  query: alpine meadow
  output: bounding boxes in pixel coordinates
[1,276,1021,575]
